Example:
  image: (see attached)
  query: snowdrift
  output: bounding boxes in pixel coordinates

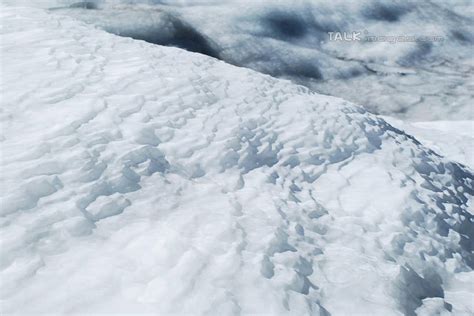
[1,5,473,315]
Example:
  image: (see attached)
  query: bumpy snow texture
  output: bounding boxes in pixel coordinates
[1,4,473,316]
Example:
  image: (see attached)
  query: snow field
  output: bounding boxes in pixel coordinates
[1,5,473,315]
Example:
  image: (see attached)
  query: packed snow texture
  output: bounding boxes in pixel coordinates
[1,4,474,316]
[19,0,474,120]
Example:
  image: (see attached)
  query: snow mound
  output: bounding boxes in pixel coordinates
[1,6,473,315]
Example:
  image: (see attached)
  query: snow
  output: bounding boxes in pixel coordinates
[383,117,474,169]
[1,4,474,316]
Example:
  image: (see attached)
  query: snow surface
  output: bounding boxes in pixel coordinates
[383,117,474,170]
[1,4,474,316]
[19,0,474,120]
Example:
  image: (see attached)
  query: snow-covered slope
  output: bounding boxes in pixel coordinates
[1,5,474,316]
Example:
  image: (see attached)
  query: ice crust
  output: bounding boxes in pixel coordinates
[1,5,473,316]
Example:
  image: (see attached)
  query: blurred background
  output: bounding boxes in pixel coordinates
[8,0,474,120]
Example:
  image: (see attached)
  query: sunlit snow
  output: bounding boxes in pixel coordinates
[1,2,473,316]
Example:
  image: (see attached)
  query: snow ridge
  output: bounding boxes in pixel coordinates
[1,6,473,315]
